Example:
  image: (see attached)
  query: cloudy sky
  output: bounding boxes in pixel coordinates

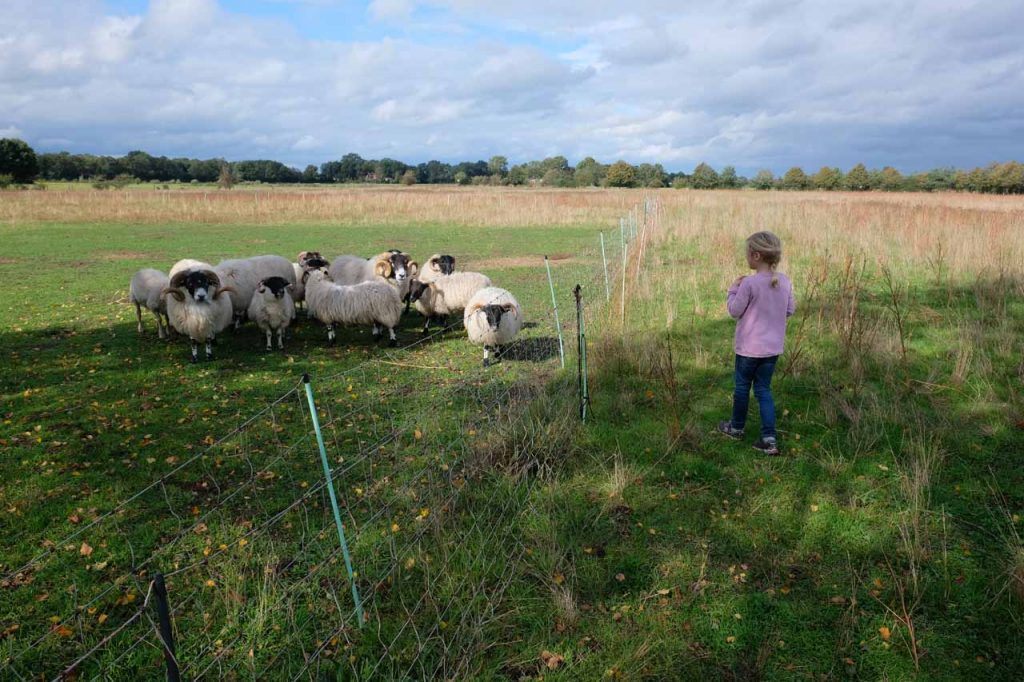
[2,0,1023,174]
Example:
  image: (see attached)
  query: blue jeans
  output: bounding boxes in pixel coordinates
[731,354,779,438]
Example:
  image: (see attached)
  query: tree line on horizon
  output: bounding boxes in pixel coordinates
[1,138,1022,194]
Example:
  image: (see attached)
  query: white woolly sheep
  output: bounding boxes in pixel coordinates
[329,251,419,303]
[129,268,170,339]
[304,269,403,346]
[463,287,523,367]
[407,271,492,334]
[247,276,295,351]
[214,255,296,327]
[162,260,237,363]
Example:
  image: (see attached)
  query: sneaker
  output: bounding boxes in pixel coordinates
[752,437,780,456]
[717,421,744,439]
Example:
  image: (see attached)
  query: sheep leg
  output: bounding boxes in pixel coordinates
[372,324,382,342]
[205,338,215,360]
[483,345,492,368]
[134,303,144,334]
[277,328,284,350]
[152,310,165,339]
[326,323,336,343]
[163,314,174,336]
[265,329,273,351]
[387,327,397,347]
[233,312,244,329]
[421,316,431,335]
[190,340,199,364]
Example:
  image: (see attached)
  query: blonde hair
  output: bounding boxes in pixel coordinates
[746,231,783,288]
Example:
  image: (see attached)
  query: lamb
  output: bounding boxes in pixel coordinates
[463,287,523,367]
[162,260,237,363]
[328,251,419,303]
[407,271,492,334]
[214,255,296,327]
[128,268,170,339]
[247,276,295,351]
[304,269,403,346]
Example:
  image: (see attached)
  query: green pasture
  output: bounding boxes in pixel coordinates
[2,207,1023,680]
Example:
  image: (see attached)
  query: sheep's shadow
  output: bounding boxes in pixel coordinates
[499,336,560,363]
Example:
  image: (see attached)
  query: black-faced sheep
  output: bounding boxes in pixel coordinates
[162,261,237,363]
[247,276,295,351]
[304,269,403,347]
[328,251,419,303]
[418,254,457,283]
[407,271,492,334]
[214,255,296,327]
[463,287,522,367]
[129,268,170,339]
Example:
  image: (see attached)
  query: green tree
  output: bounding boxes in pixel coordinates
[0,139,39,182]
[751,169,775,190]
[508,165,528,185]
[453,170,470,185]
[690,162,720,189]
[811,166,842,190]
[719,166,739,189]
[302,165,320,183]
[399,169,417,186]
[573,157,604,187]
[878,166,904,191]
[635,163,667,188]
[782,167,810,190]
[605,160,636,188]
[844,163,870,191]
[488,155,508,177]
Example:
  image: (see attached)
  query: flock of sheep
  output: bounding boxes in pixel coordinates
[128,250,523,367]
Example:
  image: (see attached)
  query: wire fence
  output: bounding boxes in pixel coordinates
[0,199,659,680]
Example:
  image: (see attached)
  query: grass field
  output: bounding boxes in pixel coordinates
[2,186,1024,680]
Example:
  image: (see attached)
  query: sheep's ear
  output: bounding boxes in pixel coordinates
[375,259,393,278]
[468,302,483,314]
[202,270,221,288]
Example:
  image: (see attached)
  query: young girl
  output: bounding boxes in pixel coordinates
[717,231,795,455]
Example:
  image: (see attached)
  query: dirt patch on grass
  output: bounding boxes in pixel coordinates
[102,251,155,261]
[0,257,18,265]
[474,253,573,269]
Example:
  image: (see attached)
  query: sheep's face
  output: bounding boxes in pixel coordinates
[430,255,456,276]
[407,280,430,303]
[304,257,329,271]
[181,270,219,303]
[258,276,292,300]
[480,304,508,331]
[298,251,323,266]
[389,253,413,282]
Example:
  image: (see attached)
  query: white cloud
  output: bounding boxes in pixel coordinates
[0,0,1021,172]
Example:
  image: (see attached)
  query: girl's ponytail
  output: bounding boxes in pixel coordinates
[746,231,783,288]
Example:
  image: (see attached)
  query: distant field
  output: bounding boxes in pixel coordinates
[2,186,1024,679]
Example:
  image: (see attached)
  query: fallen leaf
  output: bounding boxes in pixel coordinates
[726,636,736,643]
[553,573,565,585]
[205,580,216,588]
[810,504,819,513]
[540,650,565,670]
[879,626,891,641]
[79,542,93,557]
[98,614,108,625]
[829,596,847,605]
[615,573,626,582]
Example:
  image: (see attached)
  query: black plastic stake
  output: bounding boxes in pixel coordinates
[153,573,181,682]
[573,284,589,422]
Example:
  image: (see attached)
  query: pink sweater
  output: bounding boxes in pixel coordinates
[727,271,795,357]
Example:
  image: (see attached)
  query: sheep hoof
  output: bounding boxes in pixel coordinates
[190,355,198,364]
[388,338,398,348]
[483,358,491,368]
